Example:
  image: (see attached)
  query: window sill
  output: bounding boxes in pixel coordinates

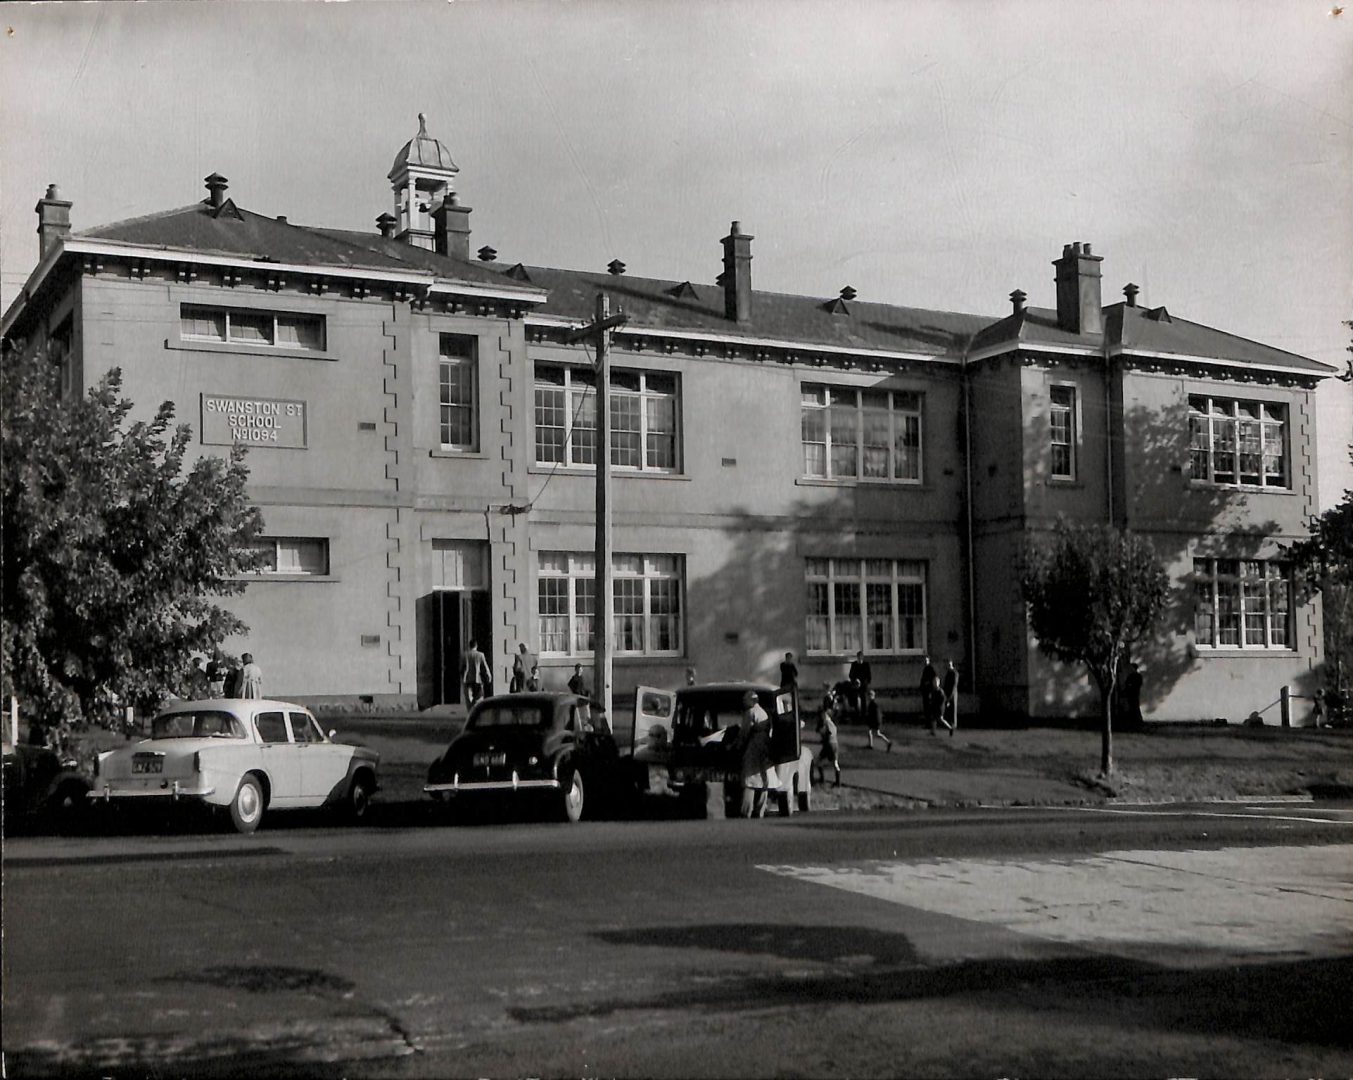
[430,449,488,460]
[796,477,928,491]
[1047,476,1081,487]
[166,338,338,362]
[1187,481,1295,495]
[527,465,689,481]
[1193,646,1298,658]
[235,574,341,583]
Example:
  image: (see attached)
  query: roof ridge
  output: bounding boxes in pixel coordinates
[78,202,211,236]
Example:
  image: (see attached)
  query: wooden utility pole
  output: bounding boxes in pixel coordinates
[563,294,627,724]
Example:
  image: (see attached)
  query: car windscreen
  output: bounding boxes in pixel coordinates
[151,711,246,739]
[466,704,551,730]
[674,692,761,733]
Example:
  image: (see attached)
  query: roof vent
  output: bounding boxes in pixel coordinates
[505,263,532,282]
[204,173,228,208]
[668,281,699,299]
[840,286,857,301]
[607,259,626,276]
[275,215,288,224]
[1143,305,1172,323]
[477,245,498,262]
[376,212,397,239]
[1123,283,1140,307]
[1010,289,1027,314]
[823,294,851,315]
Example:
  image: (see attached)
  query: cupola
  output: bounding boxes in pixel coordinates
[388,113,462,251]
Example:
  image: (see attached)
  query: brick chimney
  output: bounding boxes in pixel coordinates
[35,184,72,258]
[720,221,753,323]
[432,193,472,261]
[1053,241,1103,335]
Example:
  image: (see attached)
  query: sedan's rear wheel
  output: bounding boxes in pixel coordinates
[561,768,585,823]
[229,775,264,834]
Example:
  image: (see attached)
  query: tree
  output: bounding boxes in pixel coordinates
[1,347,264,726]
[1020,519,1169,775]
[1286,447,1353,705]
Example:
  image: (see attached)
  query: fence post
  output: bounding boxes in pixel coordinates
[1280,685,1291,729]
[9,697,17,746]
[125,705,135,739]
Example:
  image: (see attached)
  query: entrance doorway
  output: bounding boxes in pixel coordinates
[417,539,493,709]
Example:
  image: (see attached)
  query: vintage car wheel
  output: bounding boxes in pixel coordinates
[48,779,91,832]
[345,773,374,823]
[228,775,265,834]
[561,767,585,823]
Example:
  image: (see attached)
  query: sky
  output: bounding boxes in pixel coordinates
[3,0,1350,506]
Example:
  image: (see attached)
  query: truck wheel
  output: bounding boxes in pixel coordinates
[561,768,585,823]
[229,775,264,834]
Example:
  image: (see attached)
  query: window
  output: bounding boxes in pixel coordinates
[438,334,478,451]
[250,537,329,576]
[1049,384,1077,480]
[1188,395,1287,489]
[534,365,679,472]
[538,552,683,657]
[1193,558,1291,649]
[802,385,922,483]
[255,711,289,744]
[805,557,926,655]
[180,304,325,351]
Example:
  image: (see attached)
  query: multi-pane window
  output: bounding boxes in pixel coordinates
[1049,384,1077,480]
[250,537,329,576]
[438,334,478,451]
[538,552,683,656]
[805,557,926,655]
[534,365,679,472]
[180,304,325,351]
[1188,396,1287,489]
[1193,558,1291,649]
[802,385,922,482]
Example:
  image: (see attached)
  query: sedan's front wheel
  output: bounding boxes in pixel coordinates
[229,775,264,834]
[345,774,374,823]
[561,768,585,823]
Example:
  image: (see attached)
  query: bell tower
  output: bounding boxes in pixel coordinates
[388,113,460,251]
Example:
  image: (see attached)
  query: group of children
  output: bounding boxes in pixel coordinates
[812,681,893,788]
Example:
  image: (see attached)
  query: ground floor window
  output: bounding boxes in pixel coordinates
[1193,557,1291,649]
[805,557,926,655]
[538,552,683,657]
[249,536,329,576]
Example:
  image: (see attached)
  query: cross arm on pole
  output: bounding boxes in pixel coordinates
[561,311,627,344]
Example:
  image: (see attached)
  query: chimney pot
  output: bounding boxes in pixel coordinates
[35,182,74,258]
[1010,289,1027,314]
[204,173,229,208]
[1123,282,1140,307]
[376,213,397,239]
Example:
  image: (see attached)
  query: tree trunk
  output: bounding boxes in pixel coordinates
[1099,685,1114,776]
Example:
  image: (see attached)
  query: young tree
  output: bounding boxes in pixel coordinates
[2,348,264,726]
[1020,519,1169,775]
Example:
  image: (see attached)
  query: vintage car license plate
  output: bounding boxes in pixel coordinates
[132,756,164,774]
[473,751,507,767]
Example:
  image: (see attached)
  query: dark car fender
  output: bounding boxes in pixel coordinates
[322,748,381,806]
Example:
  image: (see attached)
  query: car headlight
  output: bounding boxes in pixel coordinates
[527,755,539,766]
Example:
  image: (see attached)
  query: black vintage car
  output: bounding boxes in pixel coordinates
[2,741,92,832]
[424,693,625,823]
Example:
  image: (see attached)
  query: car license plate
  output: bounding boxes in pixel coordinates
[132,757,164,774]
[473,752,507,767]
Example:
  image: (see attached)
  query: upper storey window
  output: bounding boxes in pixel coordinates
[181,305,325,352]
[1049,384,1078,480]
[534,364,679,472]
[438,334,479,452]
[801,385,922,483]
[1188,395,1288,489]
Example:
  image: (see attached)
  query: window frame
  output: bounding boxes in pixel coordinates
[1048,382,1079,482]
[537,551,684,658]
[1188,394,1289,490]
[179,303,326,354]
[438,333,480,452]
[247,536,333,579]
[533,363,681,474]
[1192,556,1293,650]
[804,557,927,657]
[801,384,924,485]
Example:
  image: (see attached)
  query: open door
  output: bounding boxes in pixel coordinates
[632,687,676,763]
[768,686,801,767]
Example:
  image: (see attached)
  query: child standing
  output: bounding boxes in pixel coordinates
[814,698,842,787]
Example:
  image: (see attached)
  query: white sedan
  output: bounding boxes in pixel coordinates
[89,698,380,833]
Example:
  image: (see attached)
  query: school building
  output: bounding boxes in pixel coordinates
[2,116,1337,722]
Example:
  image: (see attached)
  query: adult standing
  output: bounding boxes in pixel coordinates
[918,656,937,728]
[848,650,872,716]
[206,652,227,698]
[567,663,588,696]
[922,664,944,735]
[941,659,959,736]
[511,642,533,693]
[737,689,776,819]
[814,697,842,787]
[461,639,491,707]
[240,653,263,699]
[779,651,799,691]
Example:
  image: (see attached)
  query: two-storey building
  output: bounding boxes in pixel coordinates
[2,118,1335,721]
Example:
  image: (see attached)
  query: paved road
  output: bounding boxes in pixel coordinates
[4,802,1351,1077]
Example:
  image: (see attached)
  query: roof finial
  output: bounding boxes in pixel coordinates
[417,112,428,136]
